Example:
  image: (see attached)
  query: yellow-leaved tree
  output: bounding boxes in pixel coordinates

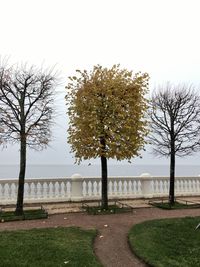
[66,65,149,209]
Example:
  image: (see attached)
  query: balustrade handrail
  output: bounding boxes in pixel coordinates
[1,175,200,182]
[0,177,72,183]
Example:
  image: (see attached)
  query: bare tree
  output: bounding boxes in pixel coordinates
[149,83,200,205]
[0,63,57,214]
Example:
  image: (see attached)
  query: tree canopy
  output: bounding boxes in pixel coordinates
[66,64,149,163]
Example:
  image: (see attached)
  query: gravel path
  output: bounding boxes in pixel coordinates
[0,207,200,267]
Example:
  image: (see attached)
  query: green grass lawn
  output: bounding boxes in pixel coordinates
[0,227,102,267]
[129,217,200,267]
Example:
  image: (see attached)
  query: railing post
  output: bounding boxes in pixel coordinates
[140,173,153,198]
[70,173,83,201]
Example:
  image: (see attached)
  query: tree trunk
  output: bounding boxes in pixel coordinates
[169,140,175,205]
[100,137,108,209]
[15,135,26,215]
[101,155,108,209]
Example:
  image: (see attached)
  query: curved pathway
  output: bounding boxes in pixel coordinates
[0,207,200,267]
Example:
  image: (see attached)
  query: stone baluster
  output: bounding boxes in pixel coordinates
[138,180,142,195]
[52,181,56,198]
[40,182,44,199]
[26,182,31,199]
[57,181,61,198]
[46,182,50,198]
[2,183,5,200]
[97,180,101,196]
[108,180,112,195]
[127,180,132,195]
[34,182,38,199]
[7,183,12,200]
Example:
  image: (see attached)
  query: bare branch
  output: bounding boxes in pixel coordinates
[0,63,57,149]
[149,83,200,158]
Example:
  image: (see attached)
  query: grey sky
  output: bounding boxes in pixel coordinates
[1,0,200,165]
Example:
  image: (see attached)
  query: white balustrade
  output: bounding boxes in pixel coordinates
[0,178,71,204]
[1,175,200,204]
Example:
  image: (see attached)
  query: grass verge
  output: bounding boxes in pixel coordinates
[0,227,102,267]
[0,208,48,222]
[149,199,200,210]
[129,217,200,267]
[82,202,132,215]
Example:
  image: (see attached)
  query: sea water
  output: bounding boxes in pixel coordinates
[0,164,200,179]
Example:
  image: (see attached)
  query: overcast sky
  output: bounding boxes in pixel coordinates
[1,0,200,165]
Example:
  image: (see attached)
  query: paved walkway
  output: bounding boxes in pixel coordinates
[0,206,200,266]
